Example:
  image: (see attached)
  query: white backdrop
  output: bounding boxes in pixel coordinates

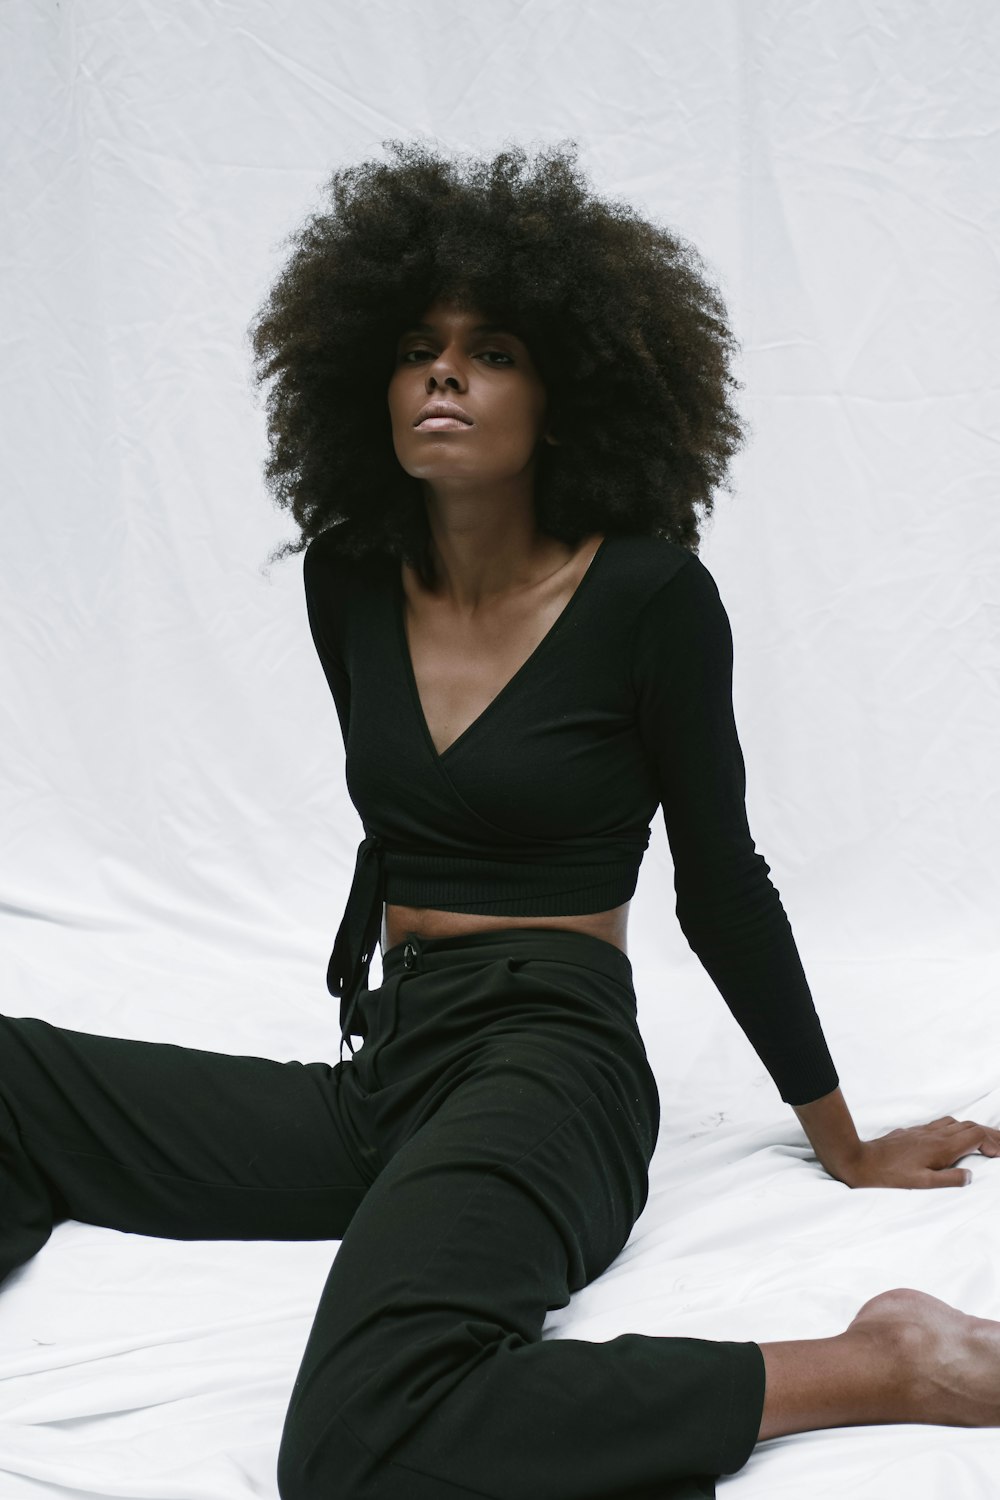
[2,3,999,1498]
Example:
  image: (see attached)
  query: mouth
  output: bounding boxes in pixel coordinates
[414,416,474,430]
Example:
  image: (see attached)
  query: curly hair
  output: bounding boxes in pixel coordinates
[247,137,748,584]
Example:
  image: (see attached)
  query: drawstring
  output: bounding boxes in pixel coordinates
[327,833,384,1058]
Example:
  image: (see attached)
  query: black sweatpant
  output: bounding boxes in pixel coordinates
[0,927,766,1500]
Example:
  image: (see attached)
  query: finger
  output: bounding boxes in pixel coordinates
[938,1123,992,1150]
[938,1129,989,1167]
[967,1126,1000,1156]
[911,1128,978,1165]
[923,1167,973,1188]
[967,1127,1000,1155]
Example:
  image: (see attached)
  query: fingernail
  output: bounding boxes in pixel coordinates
[964,1171,973,1186]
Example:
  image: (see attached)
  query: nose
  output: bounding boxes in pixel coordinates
[423,343,466,390]
[427,363,462,390]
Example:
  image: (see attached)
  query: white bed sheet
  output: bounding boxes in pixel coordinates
[4,0,1000,1494]
[2,925,998,1500]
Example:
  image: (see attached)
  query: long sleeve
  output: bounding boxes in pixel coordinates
[303,536,351,747]
[303,536,386,1050]
[631,555,839,1106]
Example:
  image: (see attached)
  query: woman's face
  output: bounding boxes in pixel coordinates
[387,298,553,494]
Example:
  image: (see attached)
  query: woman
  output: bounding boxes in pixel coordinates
[2,139,998,1500]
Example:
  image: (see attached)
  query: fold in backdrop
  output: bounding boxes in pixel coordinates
[2,2,999,1497]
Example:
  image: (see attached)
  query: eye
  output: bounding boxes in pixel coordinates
[398,347,514,365]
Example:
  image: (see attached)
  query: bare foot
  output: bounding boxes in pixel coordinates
[848,1287,1000,1428]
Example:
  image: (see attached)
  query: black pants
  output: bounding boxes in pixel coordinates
[0,928,766,1500]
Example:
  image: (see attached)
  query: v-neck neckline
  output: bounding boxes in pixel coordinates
[394,535,611,764]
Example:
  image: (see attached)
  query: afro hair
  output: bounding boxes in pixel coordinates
[247,137,749,584]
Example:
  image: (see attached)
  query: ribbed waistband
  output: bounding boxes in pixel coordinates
[385,850,639,915]
[324,834,635,1057]
[381,926,634,989]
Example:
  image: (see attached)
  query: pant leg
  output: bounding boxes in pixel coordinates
[276,932,767,1500]
[0,1013,376,1285]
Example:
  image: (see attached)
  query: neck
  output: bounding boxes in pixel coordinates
[418,494,571,610]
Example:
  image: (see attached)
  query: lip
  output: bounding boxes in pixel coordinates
[415,416,473,431]
[413,400,473,427]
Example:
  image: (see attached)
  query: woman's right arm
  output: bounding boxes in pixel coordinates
[303,536,351,745]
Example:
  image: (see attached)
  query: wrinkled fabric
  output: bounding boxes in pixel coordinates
[0,931,767,1499]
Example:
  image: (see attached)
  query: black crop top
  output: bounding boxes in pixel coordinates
[303,527,839,1107]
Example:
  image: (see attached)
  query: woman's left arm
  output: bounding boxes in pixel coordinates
[636,558,1000,1188]
[793,1085,1000,1188]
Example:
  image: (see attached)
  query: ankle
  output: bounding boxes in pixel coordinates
[756,1323,912,1442]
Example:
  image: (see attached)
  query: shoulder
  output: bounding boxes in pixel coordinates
[303,529,394,601]
[602,533,721,615]
[609,538,733,689]
[302,534,396,672]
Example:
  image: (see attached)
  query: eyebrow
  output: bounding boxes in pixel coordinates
[399,322,517,338]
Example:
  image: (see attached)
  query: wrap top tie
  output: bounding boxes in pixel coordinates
[327,832,384,1052]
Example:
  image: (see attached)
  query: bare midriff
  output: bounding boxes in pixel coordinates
[381,900,630,956]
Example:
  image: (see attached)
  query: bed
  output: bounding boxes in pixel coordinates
[3,896,997,1500]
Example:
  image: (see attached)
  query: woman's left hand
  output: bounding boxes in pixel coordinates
[838,1115,1000,1189]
